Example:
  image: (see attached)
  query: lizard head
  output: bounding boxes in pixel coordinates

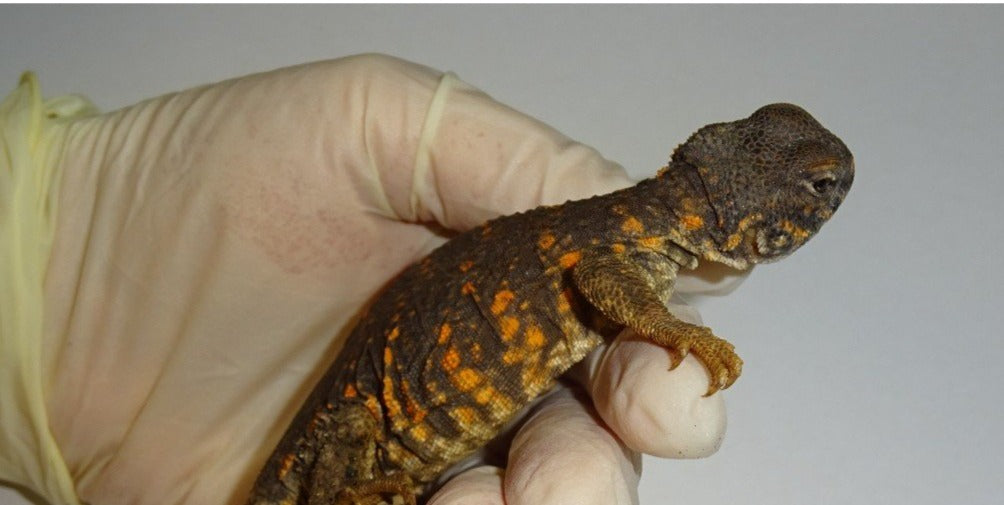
[663,103,854,269]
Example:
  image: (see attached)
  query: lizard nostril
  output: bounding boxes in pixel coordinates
[756,228,790,256]
[768,230,789,248]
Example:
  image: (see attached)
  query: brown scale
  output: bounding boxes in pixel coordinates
[246,103,854,505]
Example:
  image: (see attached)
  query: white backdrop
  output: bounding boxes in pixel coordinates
[1,5,1001,505]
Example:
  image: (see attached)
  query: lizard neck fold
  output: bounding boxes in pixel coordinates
[640,162,751,270]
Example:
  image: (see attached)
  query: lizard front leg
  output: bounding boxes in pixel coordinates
[572,252,743,396]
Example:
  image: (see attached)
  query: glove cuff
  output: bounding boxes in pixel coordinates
[0,72,95,505]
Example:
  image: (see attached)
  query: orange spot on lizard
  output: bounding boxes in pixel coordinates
[382,376,405,429]
[491,289,515,315]
[343,383,358,398]
[780,219,810,240]
[461,281,476,295]
[503,347,526,365]
[556,288,575,313]
[725,233,743,251]
[559,251,581,269]
[409,423,430,443]
[277,453,296,480]
[681,214,704,230]
[525,324,545,349]
[473,386,497,405]
[452,368,483,392]
[400,379,427,423]
[441,345,461,372]
[500,316,520,341]
[621,216,644,234]
[538,232,556,250]
[438,323,452,344]
[639,236,664,249]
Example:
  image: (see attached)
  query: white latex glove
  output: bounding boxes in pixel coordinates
[26,54,745,505]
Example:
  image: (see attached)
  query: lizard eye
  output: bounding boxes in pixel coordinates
[807,174,837,196]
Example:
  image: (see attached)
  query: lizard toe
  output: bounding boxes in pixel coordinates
[681,328,742,397]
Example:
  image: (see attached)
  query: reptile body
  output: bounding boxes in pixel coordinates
[246,103,854,505]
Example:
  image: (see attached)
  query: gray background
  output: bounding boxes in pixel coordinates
[1,5,1001,505]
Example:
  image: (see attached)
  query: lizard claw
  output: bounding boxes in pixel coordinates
[690,328,742,397]
[648,324,742,396]
[666,342,690,370]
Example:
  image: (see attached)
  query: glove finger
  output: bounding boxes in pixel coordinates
[407,69,633,230]
[426,466,505,505]
[504,388,641,505]
[574,300,728,459]
[274,54,633,230]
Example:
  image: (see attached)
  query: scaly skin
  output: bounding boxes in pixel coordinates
[246,103,854,505]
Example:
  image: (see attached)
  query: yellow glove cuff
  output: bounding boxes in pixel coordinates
[1,72,96,505]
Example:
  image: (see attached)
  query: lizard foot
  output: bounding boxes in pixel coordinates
[335,475,417,505]
[646,323,743,396]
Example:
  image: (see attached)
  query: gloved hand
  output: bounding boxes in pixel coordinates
[25,54,744,505]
